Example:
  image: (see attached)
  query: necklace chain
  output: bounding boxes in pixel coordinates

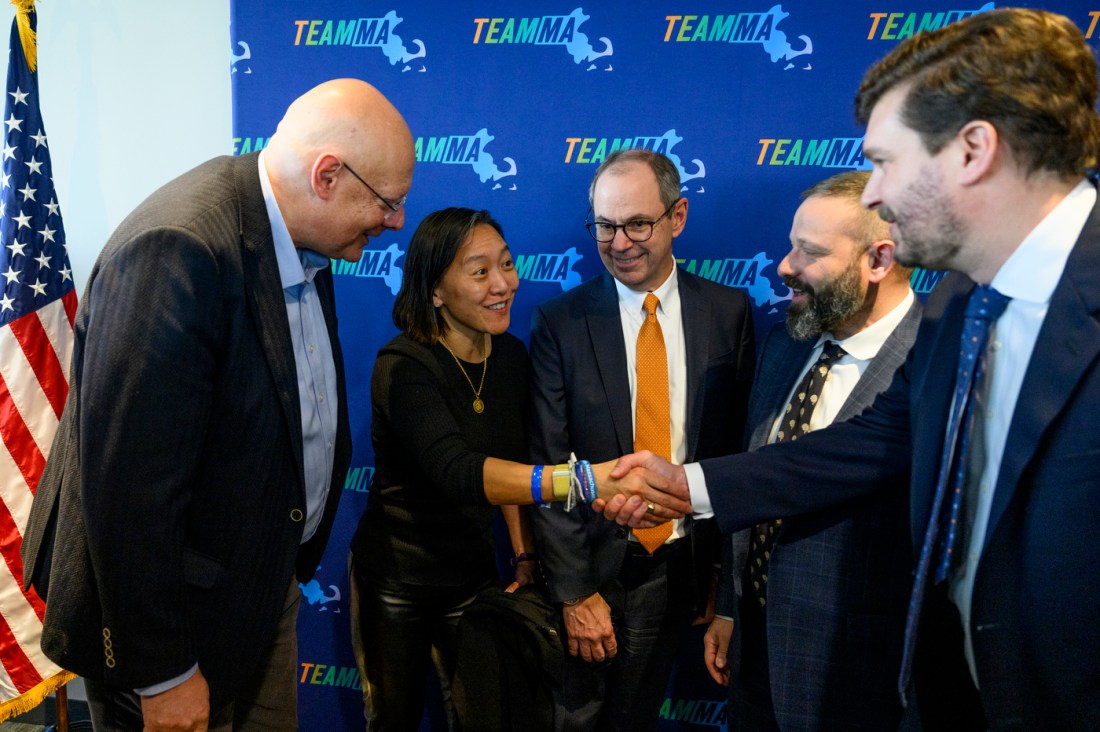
[440,337,489,413]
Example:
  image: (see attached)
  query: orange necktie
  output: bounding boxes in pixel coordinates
[632,293,673,553]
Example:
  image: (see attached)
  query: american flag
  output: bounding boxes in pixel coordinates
[0,1,76,719]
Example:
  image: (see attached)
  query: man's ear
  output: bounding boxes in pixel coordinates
[310,153,342,200]
[669,197,689,238]
[956,120,998,186]
[865,239,897,284]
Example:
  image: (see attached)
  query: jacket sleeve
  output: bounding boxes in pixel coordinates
[79,228,224,686]
[527,305,601,602]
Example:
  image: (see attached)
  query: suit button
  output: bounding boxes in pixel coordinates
[290,509,304,522]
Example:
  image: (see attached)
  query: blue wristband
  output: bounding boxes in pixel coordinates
[575,460,597,504]
[583,462,597,503]
[531,464,545,505]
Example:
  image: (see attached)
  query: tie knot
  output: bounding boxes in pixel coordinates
[965,285,1011,322]
[819,340,847,366]
[643,293,660,317]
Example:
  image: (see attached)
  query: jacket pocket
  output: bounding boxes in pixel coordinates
[182,548,223,589]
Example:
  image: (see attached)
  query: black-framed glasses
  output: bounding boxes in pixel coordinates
[585,199,680,243]
[343,161,407,221]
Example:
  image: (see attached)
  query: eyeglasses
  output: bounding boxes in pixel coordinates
[585,199,680,243]
[343,161,407,221]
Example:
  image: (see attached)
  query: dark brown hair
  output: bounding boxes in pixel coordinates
[856,8,1100,178]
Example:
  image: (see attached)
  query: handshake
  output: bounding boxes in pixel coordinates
[591,451,694,527]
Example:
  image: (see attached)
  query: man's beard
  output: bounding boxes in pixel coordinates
[785,258,867,341]
[876,165,965,271]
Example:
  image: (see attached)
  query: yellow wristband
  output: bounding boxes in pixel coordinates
[552,463,571,501]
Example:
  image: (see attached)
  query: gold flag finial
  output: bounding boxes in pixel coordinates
[10,0,36,73]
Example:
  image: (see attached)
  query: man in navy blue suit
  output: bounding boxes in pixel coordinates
[603,9,1100,729]
[706,170,919,730]
[530,150,755,730]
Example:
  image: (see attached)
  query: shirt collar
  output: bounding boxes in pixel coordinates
[613,262,679,313]
[991,178,1095,305]
[821,288,915,361]
[257,151,329,290]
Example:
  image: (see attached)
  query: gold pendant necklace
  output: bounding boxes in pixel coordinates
[440,337,489,413]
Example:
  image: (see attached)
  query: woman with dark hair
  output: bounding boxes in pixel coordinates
[349,208,672,730]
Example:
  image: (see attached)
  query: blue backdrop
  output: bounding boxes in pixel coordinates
[228,2,1097,728]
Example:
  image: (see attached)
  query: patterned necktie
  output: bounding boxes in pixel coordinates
[747,340,847,607]
[633,293,673,553]
[897,285,1010,704]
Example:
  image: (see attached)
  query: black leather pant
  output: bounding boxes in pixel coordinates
[349,555,492,731]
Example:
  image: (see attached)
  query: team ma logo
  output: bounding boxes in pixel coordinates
[515,247,584,291]
[231,40,251,74]
[659,696,727,726]
[663,5,812,71]
[415,129,518,190]
[867,3,994,40]
[757,137,869,170]
[299,567,341,612]
[292,12,427,72]
[910,268,947,295]
[1086,12,1100,39]
[330,243,404,295]
[678,252,792,312]
[472,8,613,71]
[564,130,706,192]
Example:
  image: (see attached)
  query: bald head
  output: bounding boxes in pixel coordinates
[271,79,412,174]
[263,79,415,261]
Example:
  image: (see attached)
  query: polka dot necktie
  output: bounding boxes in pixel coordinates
[747,340,847,607]
[633,293,673,553]
[897,285,1010,705]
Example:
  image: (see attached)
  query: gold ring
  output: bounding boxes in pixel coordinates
[646,502,656,514]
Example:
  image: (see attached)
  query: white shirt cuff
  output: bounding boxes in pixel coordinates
[684,462,713,518]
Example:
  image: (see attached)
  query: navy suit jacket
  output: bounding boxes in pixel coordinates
[700,199,1100,729]
[22,153,353,708]
[718,300,919,730]
[528,268,754,612]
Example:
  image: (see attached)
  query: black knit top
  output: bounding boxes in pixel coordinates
[350,332,529,588]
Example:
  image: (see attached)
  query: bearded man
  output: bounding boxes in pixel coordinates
[703,170,919,731]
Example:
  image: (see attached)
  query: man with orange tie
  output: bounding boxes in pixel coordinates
[529,149,755,730]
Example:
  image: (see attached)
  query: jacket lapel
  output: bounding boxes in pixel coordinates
[234,154,305,490]
[680,272,710,461]
[909,276,971,539]
[836,297,922,423]
[586,274,634,455]
[986,204,1100,542]
[748,329,814,452]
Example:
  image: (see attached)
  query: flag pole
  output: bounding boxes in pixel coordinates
[54,684,68,732]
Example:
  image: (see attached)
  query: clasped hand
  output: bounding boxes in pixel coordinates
[591,450,692,527]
